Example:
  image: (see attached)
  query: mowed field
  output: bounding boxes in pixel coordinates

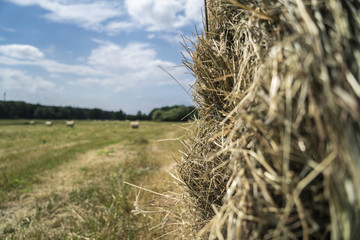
[0,120,185,239]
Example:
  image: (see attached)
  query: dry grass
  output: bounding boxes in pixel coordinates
[0,121,184,239]
[176,0,360,239]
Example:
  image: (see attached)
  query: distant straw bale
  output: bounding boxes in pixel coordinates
[29,121,35,125]
[66,120,75,127]
[177,0,360,239]
[130,121,139,129]
[45,121,52,127]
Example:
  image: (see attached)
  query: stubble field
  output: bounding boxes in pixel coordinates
[0,120,184,239]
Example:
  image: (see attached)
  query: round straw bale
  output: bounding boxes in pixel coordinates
[66,120,75,127]
[130,121,139,129]
[178,0,360,239]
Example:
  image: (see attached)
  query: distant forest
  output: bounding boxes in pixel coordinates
[0,101,197,122]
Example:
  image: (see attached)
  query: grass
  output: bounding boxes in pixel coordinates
[0,120,184,239]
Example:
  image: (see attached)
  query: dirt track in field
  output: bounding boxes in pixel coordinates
[0,127,182,238]
[0,142,134,233]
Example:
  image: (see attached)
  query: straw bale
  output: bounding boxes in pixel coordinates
[178,0,360,239]
[66,120,75,127]
[130,121,139,129]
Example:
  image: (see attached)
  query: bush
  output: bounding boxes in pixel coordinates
[150,105,197,122]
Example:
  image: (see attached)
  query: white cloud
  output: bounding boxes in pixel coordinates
[0,26,16,32]
[184,0,203,24]
[0,47,105,76]
[7,0,123,32]
[89,42,160,70]
[69,77,113,87]
[160,33,184,44]
[36,58,108,75]
[125,0,203,32]
[64,40,191,89]
[0,42,191,92]
[0,68,55,92]
[0,44,44,59]
[7,0,202,35]
[77,57,86,62]
[104,21,136,34]
[115,86,124,92]
[87,41,186,87]
[50,73,61,78]
[43,45,56,54]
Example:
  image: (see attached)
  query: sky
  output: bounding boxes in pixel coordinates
[0,0,203,114]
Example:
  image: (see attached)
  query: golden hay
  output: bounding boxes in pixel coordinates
[177,0,360,239]
[131,121,140,129]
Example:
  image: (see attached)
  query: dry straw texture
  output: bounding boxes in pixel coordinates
[178,0,360,239]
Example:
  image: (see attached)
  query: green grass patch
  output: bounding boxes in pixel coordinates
[0,120,184,239]
[0,120,170,200]
[133,137,149,145]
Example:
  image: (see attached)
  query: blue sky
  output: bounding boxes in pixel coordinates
[0,0,203,114]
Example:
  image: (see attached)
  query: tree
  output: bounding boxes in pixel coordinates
[0,101,7,118]
[33,107,45,119]
[150,105,197,121]
[115,110,126,120]
[56,107,71,119]
[151,109,163,121]
[43,107,56,119]
[73,108,87,119]
[89,108,103,119]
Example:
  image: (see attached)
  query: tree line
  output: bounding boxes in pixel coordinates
[0,101,197,122]
[149,105,198,121]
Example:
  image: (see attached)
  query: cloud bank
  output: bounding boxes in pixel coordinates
[0,68,55,92]
[7,0,123,32]
[0,44,44,59]
[125,0,202,31]
[7,0,203,34]
[0,42,188,91]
